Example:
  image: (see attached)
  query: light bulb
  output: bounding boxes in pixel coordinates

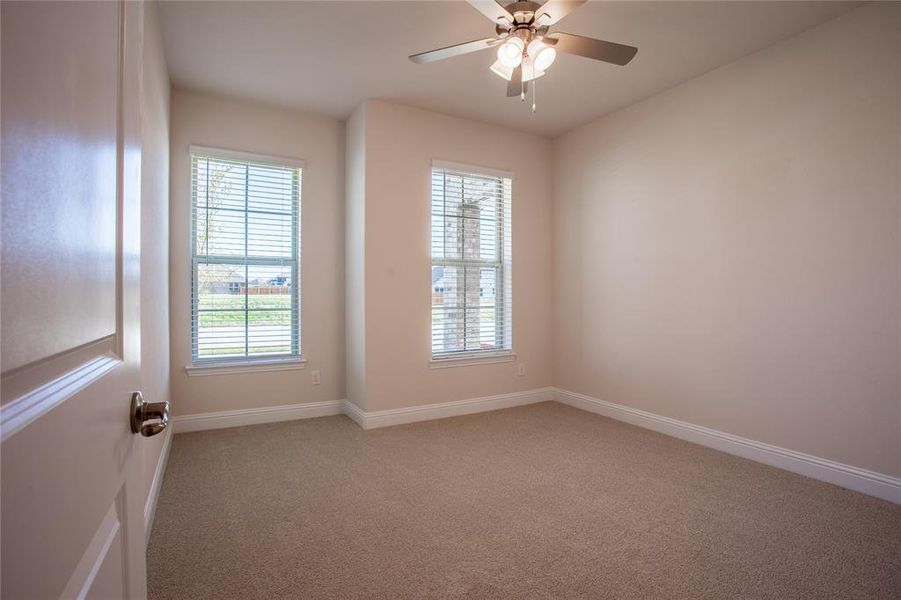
[528,38,557,72]
[497,37,524,68]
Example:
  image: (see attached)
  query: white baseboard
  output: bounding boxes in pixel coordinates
[144,427,173,541]
[554,388,901,504]
[344,387,555,430]
[172,399,345,433]
[153,388,900,508]
[171,389,555,435]
[343,400,367,429]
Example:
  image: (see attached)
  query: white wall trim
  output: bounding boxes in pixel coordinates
[343,400,367,429]
[172,399,345,433]
[432,159,514,180]
[159,388,900,504]
[143,428,173,542]
[554,388,901,504]
[184,357,306,377]
[428,351,516,369]
[189,144,304,168]
[170,389,555,434]
[345,387,554,430]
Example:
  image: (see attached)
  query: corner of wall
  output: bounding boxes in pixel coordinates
[344,103,367,411]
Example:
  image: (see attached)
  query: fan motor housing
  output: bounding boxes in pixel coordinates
[496,1,549,40]
[504,1,542,23]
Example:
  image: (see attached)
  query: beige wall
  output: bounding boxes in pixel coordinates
[553,3,901,477]
[140,1,172,509]
[350,100,554,411]
[169,90,345,415]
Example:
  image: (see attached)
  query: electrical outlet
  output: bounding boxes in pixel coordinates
[517,363,525,377]
[311,369,321,385]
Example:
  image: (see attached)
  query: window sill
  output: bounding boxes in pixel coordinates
[185,357,306,377]
[429,351,516,369]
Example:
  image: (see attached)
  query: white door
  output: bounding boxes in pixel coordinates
[1,1,160,598]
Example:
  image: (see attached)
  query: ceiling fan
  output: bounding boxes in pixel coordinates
[409,1,638,110]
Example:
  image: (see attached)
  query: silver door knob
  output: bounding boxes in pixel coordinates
[130,391,169,437]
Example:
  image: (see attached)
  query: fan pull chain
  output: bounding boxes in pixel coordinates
[531,76,537,113]
[521,75,525,102]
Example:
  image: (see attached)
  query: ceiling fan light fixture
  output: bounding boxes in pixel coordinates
[408,1,639,109]
[489,59,514,81]
[497,37,524,68]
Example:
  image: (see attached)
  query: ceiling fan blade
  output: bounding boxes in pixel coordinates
[534,0,586,25]
[409,38,502,64]
[546,32,638,66]
[467,0,513,24]
[506,66,528,97]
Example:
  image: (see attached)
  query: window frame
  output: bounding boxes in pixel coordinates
[429,160,513,364]
[187,145,303,368]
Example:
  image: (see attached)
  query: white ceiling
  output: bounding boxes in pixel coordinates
[158,1,859,137]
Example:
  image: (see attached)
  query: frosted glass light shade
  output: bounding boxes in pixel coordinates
[489,59,514,81]
[533,46,556,71]
[527,38,557,71]
[497,37,524,68]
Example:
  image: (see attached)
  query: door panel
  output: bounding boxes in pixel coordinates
[60,501,125,600]
[0,0,120,374]
[86,524,126,600]
[1,1,148,598]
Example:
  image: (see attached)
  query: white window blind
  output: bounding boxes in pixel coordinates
[431,163,512,359]
[190,149,301,362]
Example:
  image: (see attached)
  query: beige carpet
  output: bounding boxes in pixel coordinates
[147,402,901,599]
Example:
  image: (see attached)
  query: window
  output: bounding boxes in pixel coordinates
[431,162,512,359]
[190,147,301,363]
